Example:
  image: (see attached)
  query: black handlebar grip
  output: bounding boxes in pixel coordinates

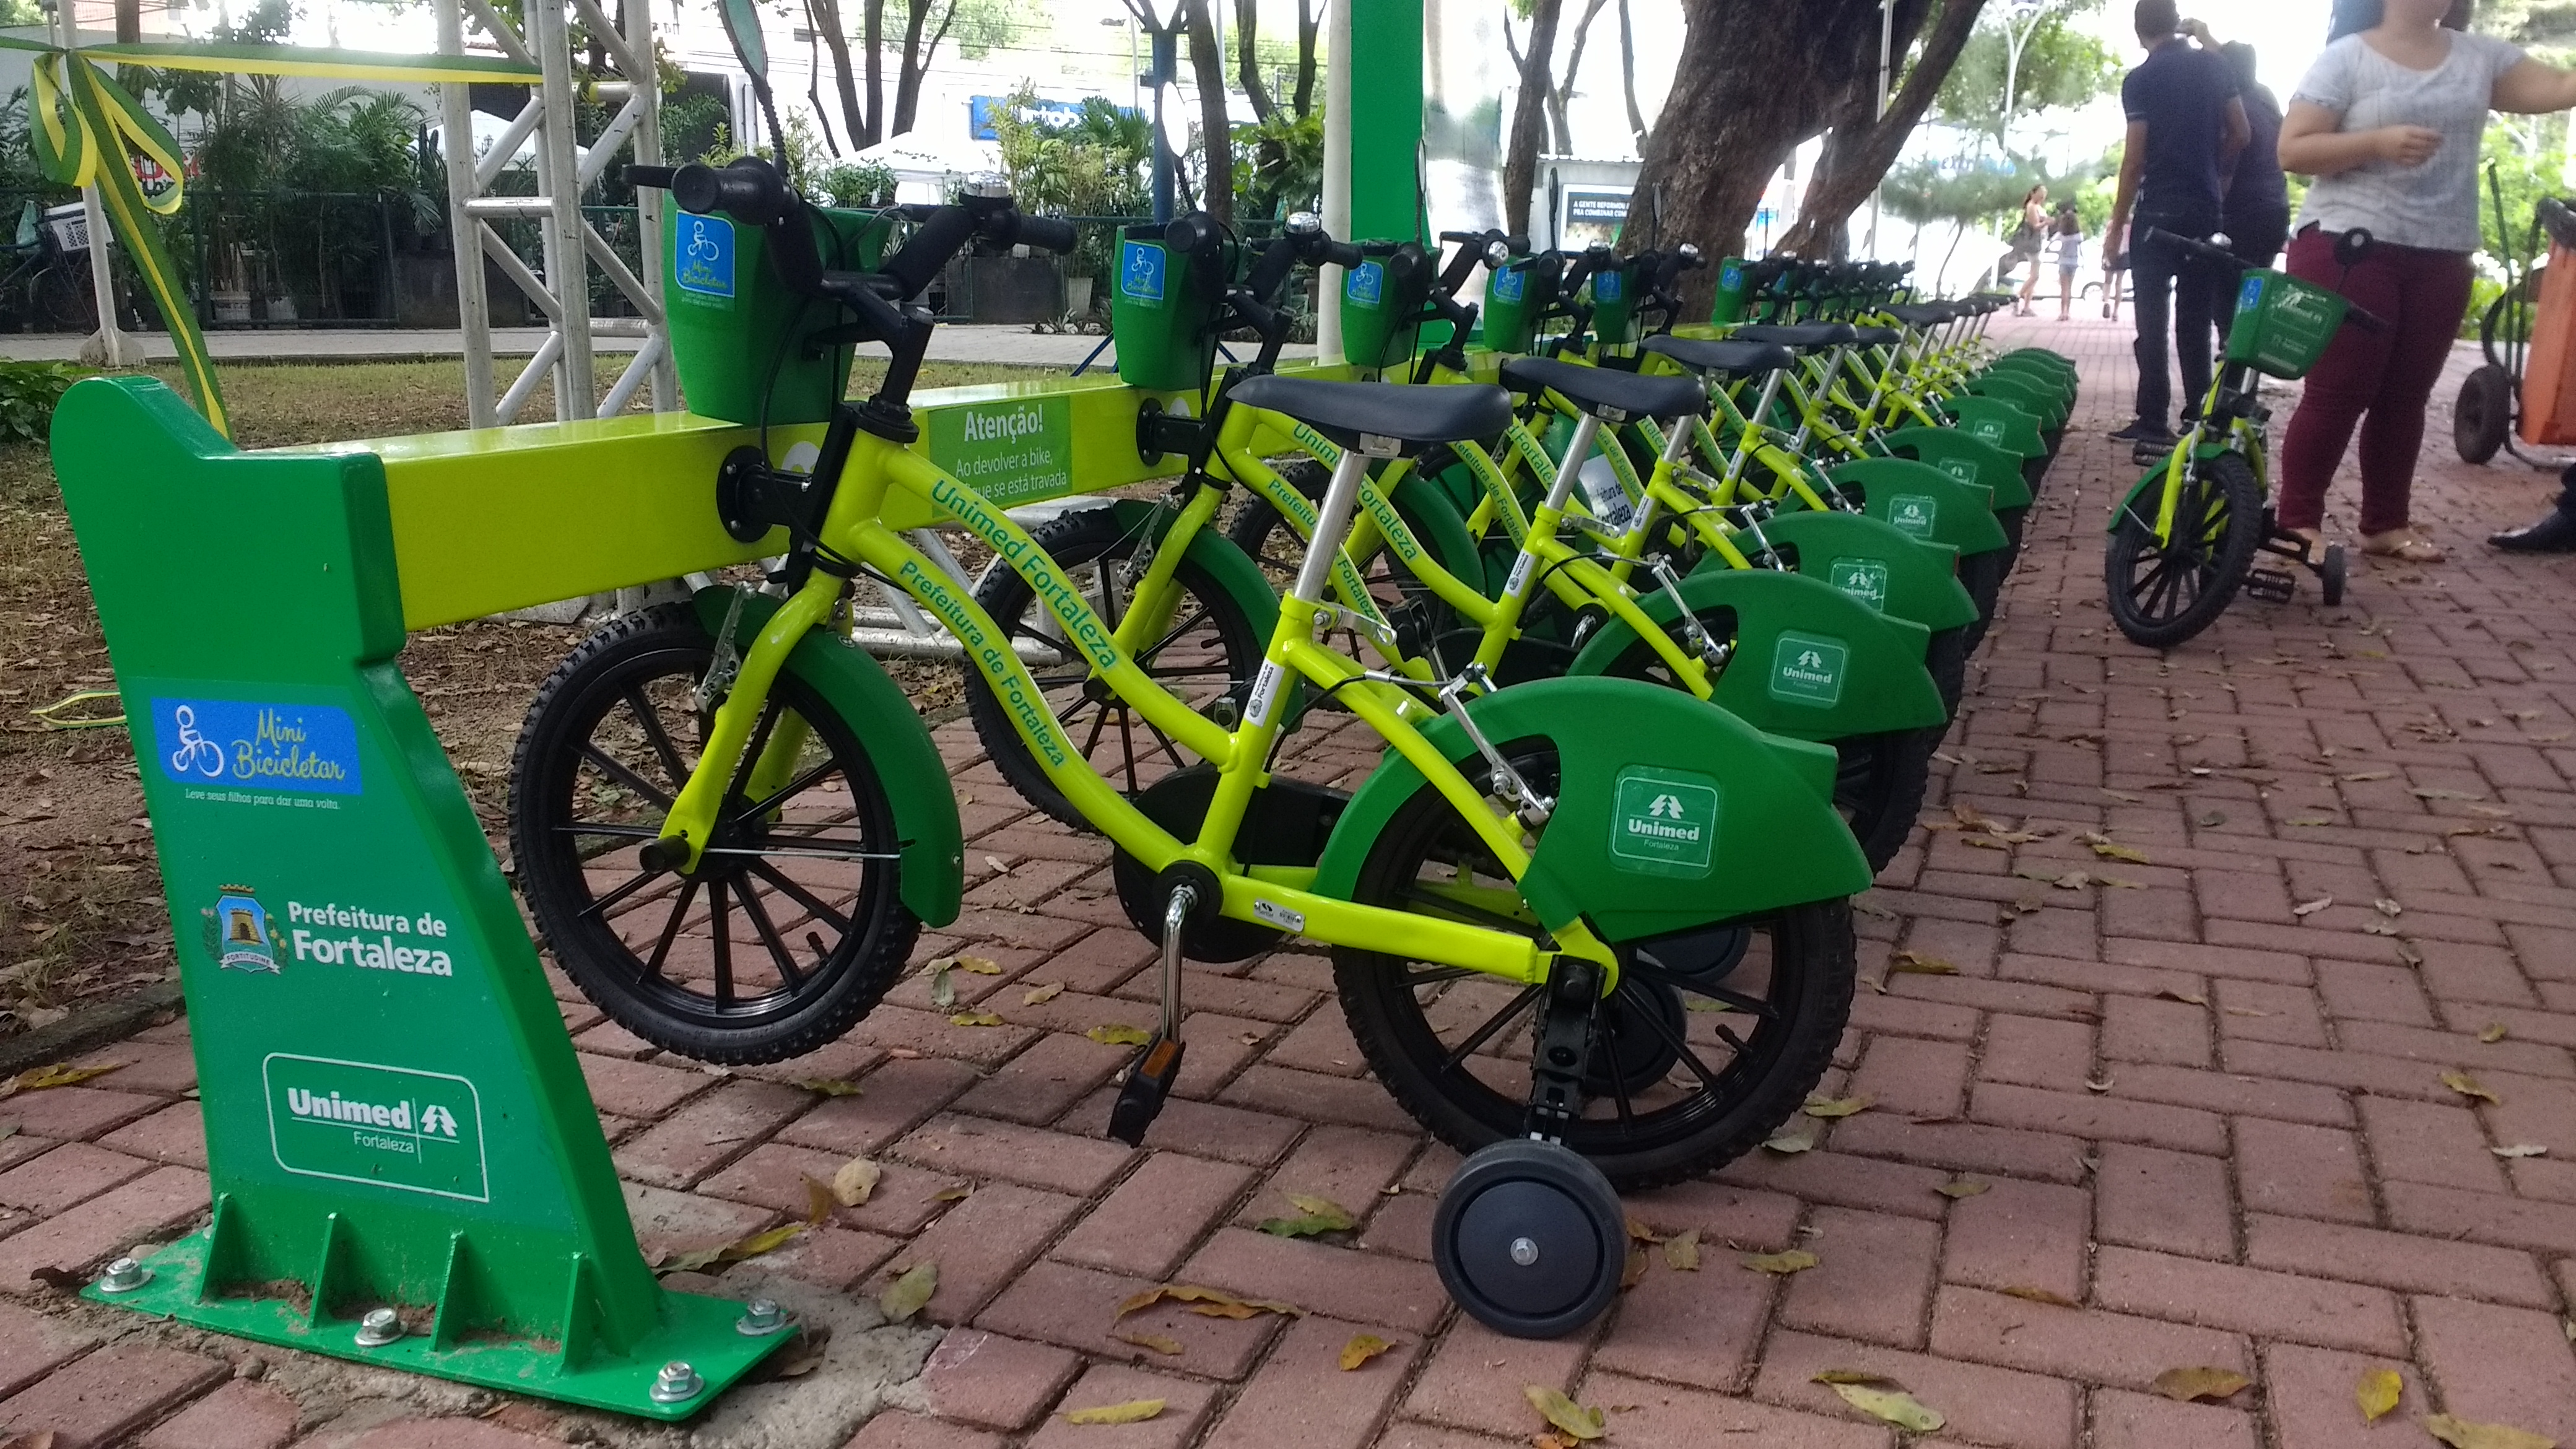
[1438,230,1484,245]
[672,160,794,224]
[1013,214,1079,256]
[1504,235,1531,254]
[1321,239,1364,271]
[624,164,677,191]
[1164,212,1219,259]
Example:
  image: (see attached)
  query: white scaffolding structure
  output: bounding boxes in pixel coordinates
[433,0,677,427]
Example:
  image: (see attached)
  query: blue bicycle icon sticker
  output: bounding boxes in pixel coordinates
[674,214,736,298]
[167,704,225,779]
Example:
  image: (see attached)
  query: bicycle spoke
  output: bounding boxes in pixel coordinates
[577,742,672,811]
[1440,983,1542,1073]
[746,858,855,934]
[730,757,840,827]
[578,862,667,922]
[643,879,701,979]
[1137,605,1213,664]
[624,687,690,791]
[734,879,807,991]
[1627,959,1780,1020]
[710,880,735,1008]
[1627,991,1734,1096]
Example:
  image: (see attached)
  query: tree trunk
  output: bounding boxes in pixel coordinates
[1503,0,1565,244]
[807,0,871,151]
[1235,0,1276,122]
[1550,0,1609,157]
[863,0,884,146]
[894,0,960,138]
[1775,0,1988,258]
[1293,0,1319,116]
[1616,0,1649,154]
[1625,0,1932,311]
[1183,0,1235,225]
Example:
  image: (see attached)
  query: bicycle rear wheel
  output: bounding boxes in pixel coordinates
[2105,451,2261,650]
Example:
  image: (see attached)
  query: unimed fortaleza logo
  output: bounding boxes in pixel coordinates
[264,1055,489,1201]
[1829,557,1889,612]
[1611,768,1720,877]
[1771,632,1850,708]
[1887,494,1939,538]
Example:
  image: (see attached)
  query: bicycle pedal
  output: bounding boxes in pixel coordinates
[2243,570,2295,603]
[1106,1035,1185,1146]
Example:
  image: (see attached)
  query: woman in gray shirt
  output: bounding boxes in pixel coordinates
[2272,0,2576,565]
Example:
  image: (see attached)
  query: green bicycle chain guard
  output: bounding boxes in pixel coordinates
[1309,676,1869,944]
[1962,371,2068,432]
[690,588,965,926]
[1823,458,2009,559]
[1731,508,1979,635]
[1880,427,2034,511]
[1564,567,1946,742]
[1935,394,2048,461]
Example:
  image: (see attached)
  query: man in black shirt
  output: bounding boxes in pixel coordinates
[2190,24,2294,367]
[2104,0,2251,449]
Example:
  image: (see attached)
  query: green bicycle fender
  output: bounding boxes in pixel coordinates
[1879,427,2035,510]
[1562,567,1946,738]
[2105,446,2224,534]
[1983,362,2078,414]
[1965,372,2068,430]
[1112,498,1308,731]
[694,587,964,928]
[1993,349,2079,383]
[1306,676,1869,942]
[1936,394,2048,460]
[1825,458,2008,557]
[1739,509,1980,633]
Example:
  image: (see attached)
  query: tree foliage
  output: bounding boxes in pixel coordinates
[1934,0,2117,141]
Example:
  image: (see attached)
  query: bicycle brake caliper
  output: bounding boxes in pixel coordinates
[694,584,750,720]
[1438,664,1554,832]
[1646,557,1729,671]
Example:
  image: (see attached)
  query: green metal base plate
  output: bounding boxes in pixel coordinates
[87,1231,790,1421]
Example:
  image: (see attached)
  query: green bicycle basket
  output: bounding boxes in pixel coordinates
[1479,255,1549,355]
[1588,258,1640,347]
[2224,269,2349,381]
[1707,256,1752,326]
[1112,224,1234,392]
[665,204,894,426]
[1339,243,1431,372]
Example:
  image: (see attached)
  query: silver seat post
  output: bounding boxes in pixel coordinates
[1289,446,1378,607]
[1545,413,1604,513]
[1723,370,1785,489]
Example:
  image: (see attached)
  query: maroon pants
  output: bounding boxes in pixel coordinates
[2274,226,2474,536]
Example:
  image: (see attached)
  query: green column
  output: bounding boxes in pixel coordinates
[1346,0,1423,244]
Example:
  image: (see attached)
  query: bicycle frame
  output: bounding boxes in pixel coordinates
[2133,362,2269,544]
[653,428,1621,988]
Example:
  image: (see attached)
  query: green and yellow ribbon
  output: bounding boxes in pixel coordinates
[0,36,539,439]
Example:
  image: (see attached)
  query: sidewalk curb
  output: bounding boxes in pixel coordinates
[0,982,183,1077]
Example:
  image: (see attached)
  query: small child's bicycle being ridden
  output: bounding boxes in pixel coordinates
[505,158,1878,1339]
[2105,228,2385,648]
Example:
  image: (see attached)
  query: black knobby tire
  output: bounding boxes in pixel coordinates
[2319,543,2348,607]
[2455,364,2512,466]
[1923,625,1969,718]
[1958,546,2007,650]
[2104,450,2263,650]
[1835,727,1940,875]
[1331,742,1858,1190]
[962,503,1265,830]
[508,603,918,1063]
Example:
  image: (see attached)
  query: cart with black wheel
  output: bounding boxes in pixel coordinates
[2453,172,2575,467]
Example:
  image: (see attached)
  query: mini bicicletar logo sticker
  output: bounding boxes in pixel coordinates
[1721,261,1745,292]
[1592,268,1624,303]
[1887,494,1939,538]
[1829,557,1889,612]
[1344,259,1385,308]
[265,1054,488,1202]
[1490,265,1527,304]
[1120,239,1167,305]
[1771,632,1850,708]
[154,699,362,797]
[674,211,736,300]
[204,886,282,973]
[1610,767,1720,877]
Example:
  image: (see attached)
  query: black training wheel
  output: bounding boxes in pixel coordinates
[1433,1139,1627,1339]
[2320,543,2347,607]
[2455,365,2511,465]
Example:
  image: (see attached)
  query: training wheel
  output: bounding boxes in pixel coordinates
[2319,544,2346,607]
[1433,1139,1626,1339]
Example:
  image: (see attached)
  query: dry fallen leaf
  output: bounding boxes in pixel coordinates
[2158,988,2209,1006]
[1803,1093,1874,1119]
[1827,1381,1945,1432]
[1112,1329,1184,1356]
[2442,1070,2503,1106]
[2152,1367,2251,1403]
[1115,1283,1302,1321]
[931,1185,973,1203]
[1934,1177,1990,1199]
[2084,832,2151,864]
[2294,896,2335,918]
[794,1077,863,1097]
[1814,1370,1903,1386]
[1339,1333,1393,1370]
[2479,1023,2509,1043]
[1762,1131,1816,1155]
[1022,981,1066,1006]
[954,955,1002,975]
[653,1217,809,1276]
[2000,1285,2079,1308]
[832,1157,882,1208]
[1523,1385,1606,1441]
[1620,1246,1649,1289]
[2375,898,2404,918]
[1887,950,1959,977]
[925,957,958,1009]
[2356,1365,2403,1423]
[877,1262,937,1323]
[1087,1024,1153,1046]
[1663,1229,1701,1271]
[949,1011,1003,1027]
[1741,1249,1819,1276]
[2423,1413,2556,1449]
[1258,1193,1358,1238]
[0,1063,120,1099]
[2492,1144,2549,1159]
[1063,1399,1167,1425]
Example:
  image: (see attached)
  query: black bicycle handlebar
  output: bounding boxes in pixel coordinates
[2139,224,2393,334]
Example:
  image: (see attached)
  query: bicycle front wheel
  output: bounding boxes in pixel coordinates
[2105,451,2261,650]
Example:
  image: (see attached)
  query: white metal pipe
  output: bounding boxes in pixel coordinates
[478,221,564,321]
[496,330,564,423]
[597,329,660,416]
[473,95,548,193]
[437,0,497,427]
[529,0,594,420]
[580,218,661,322]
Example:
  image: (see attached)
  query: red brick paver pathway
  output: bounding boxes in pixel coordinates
[5,313,2575,1447]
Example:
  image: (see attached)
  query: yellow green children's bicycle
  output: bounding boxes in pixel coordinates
[2105,228,2377,648]
[505,160,1878,1339]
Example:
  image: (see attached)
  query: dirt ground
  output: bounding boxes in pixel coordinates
[0,357,1058,1036]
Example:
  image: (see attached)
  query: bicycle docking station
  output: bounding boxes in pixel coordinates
[48,363,1202,1418]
